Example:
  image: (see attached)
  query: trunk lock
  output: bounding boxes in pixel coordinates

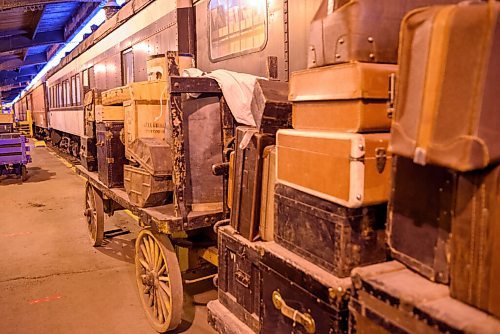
[375,148,387,173]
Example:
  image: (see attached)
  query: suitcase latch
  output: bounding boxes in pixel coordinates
[375,148,387,173]
[234,269,250,288]
[272,291,316,334]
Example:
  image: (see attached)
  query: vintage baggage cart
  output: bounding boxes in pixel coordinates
[307,0,462,68]
[260,241,351,334]
[80,135,97,172]
[123,165,173,208]
[230,127,274,241]
[76,73,225,334]
[96,122,127,188]
[274,183,387,277]
[450,164,500,318]
[388,156,456,283]
[391,1,500,171]
[350,261,500,334]
[259,145,276,241]
[277,129,391,208]
[218,225,263,333]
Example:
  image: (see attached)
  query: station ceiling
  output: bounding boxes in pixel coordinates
[0,0,102,103]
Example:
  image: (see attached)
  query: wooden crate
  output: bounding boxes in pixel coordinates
[95,105,124,122]
[124,165,173,208]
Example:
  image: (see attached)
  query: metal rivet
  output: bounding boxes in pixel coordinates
[356,194,362,201]
[368,37,374,43]
[310,46,315,50]
[339,38,344,44]
[369,53,375,59]
[335,54,341,59]
[358,144,364,151]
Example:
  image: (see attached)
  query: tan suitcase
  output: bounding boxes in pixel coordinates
[289,62,397,102]
[95,105,124,122]
[259,145,276,241]
[292,100,391,133]
[124,165,173,208]
[277,129,391,208]
[391,2,500,171]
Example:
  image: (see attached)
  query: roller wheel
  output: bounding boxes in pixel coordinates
[84,183,104,246]
[21,165,27,182]
[135,229,183,333]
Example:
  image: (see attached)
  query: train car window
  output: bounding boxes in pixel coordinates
[75,74,82,105]
[71,76,77,106]
[57,84,62,108]
[82,69,89,88]
[122,48,134,85]
[64,80,71,107]
[209,0,268,61]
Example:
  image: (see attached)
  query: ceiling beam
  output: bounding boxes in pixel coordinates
[64,2,101,40]
[0,29,29,38]
[0,53,47,71]
[0,75,35,86]
[0,82,29,93]
[29,6,47,40]
[0,30,64,53]
[0,0,102,11]
[0,66,40,80]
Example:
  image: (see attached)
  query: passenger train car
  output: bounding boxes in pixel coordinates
[14,0,321,155]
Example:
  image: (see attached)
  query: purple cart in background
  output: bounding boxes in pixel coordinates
[0,133,31,181]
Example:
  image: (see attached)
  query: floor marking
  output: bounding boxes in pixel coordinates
[28,295,62,305]
[0,231,32,238]
[124,210,139,222]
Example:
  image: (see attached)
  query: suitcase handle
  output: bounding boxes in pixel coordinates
[272,291,316,334]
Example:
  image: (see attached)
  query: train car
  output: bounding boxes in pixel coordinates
[30,83,50,138]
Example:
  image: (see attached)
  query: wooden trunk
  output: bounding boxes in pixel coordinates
[275,183,387,277]
[350,261,500,334]
[218,226,263,333]
[96,122,126,188]
[230,126,275,241]
[260,242,351,334]
[123,165,173,208]
[277,129,391,208]
[80,135,97,172]
[95,105,124,122]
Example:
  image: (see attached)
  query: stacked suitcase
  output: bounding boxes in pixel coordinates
[350,1,500,333]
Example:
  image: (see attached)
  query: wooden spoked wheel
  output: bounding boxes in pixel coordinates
[84,183,104,246]
[135,230,183,333]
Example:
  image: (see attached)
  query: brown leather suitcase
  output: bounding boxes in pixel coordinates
[230,127,274,241]
[308,0,462,68]
[388,156,456,283]
[218,226,263,333]
[96,122,126,188]
[259,145,276,241]
[80,135,97,172]
[274,183,387,277]
[250,80,292,135]
[350,261,500,334]
[123,165,173,208]
[450,164,500,318]
[391,2,500,171]
[277,129,391,208]
[260,241,351,334]
[292,100,392,133]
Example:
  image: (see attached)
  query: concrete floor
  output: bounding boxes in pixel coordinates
[0,143,217,334]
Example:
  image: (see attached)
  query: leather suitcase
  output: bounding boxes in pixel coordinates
[308,0,461,68]
[388,156,456,283]
[277,129,391,208]
[80,135,97,172]
[96,122,126,188]
[259,145,276,241]
[123,165,173,208]
[260,241,351,334]
[350,261,500,334]
[274,183,387,277]
[218,226,263,333]
[391,2,500,171]
[250,79,292,135]
[289,62,397,102]
[230,127,274,241]
[292,100,392,133]
[450,164,500,318]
